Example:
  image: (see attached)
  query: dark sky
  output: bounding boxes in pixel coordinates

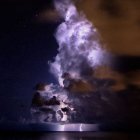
[0,0,60,120]
[0,0,140,122]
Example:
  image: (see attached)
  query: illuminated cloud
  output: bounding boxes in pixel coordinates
[50,0,109,86]
[31,0,140,123]
[37,9,61,23]
[126,70,140,88]
[77,0,140,55]
[94,66,126,92]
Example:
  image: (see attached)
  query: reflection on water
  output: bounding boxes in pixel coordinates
[0,132,140,140]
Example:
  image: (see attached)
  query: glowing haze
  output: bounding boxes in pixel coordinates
[50,0,108,86]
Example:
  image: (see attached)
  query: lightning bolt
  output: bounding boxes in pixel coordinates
[79,123,83,132]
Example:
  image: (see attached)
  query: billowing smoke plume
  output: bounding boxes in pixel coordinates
[50,0,108,86]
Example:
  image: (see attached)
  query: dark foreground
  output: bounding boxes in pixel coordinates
[0,132,140,140]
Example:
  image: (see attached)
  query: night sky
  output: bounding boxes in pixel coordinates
[0,0,140,122]
[0,0,59,120]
